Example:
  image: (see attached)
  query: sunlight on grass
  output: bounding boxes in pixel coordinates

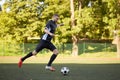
[88,46,95,50]
[0,52,120,64]
[79,52,117,58]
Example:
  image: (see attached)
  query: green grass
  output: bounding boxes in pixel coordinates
[0,42,120,80]
[1,55,120,64]
[0,63,120,80]
[0,56,120,80]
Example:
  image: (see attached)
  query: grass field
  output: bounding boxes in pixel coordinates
[0,56,120,80]
[1,63,120,80]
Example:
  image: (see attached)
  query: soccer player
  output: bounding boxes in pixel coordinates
[18,14,63,71]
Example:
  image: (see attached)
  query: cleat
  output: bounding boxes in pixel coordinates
[45,66,55,71]
[18,58,23,68]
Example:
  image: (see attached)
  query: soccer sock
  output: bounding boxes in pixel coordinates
[21,52,33,62]
[47,54,57,66]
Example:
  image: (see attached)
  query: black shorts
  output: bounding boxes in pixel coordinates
[35,39,56,53]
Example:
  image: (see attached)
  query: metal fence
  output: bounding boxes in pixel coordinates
[0,41,116,56]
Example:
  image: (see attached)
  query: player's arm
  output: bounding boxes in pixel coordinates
[44,21,55,36]
[57,23,64,27]
[44,28,55,37]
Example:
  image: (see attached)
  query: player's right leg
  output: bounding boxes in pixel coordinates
[18,50,37,68]
[18,40,44,68]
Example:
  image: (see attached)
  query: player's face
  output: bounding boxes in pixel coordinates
[54,16,59,22]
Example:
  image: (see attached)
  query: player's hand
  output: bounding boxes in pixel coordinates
[59,23,64,26]
[50,33,55,37]
[57,23,64,27]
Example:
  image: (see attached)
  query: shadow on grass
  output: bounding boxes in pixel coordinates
[0,63,120,80]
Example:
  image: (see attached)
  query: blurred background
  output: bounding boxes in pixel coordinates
[0,0,120,58]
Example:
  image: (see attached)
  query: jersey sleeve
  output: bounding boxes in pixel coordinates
[45,20,51,30]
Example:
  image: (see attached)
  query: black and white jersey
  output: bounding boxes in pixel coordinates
[41,20,57,41]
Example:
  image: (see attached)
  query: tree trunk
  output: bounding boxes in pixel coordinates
[112,32,120,58]
[116,1,120,58]
[78,0,82,17]
[116,36,120,58]
[70,0,78,56]
[72,35,78,56]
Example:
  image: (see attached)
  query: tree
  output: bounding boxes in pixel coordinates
[1,0,120,56]
[1,0,45,43]
[0,12,16,42]
[70,0,78,56]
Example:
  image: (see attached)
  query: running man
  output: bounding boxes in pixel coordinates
[18,14,63,71]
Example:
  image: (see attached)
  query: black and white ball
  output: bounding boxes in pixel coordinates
[61,67,70,75]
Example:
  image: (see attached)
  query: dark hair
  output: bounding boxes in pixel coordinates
[53,14,59,17]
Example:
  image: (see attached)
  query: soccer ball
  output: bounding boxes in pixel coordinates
[61,67,70,75]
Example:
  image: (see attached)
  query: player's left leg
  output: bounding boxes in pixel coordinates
[45,49,59,71]
[47,49,59,66]
[45,42,59,71]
